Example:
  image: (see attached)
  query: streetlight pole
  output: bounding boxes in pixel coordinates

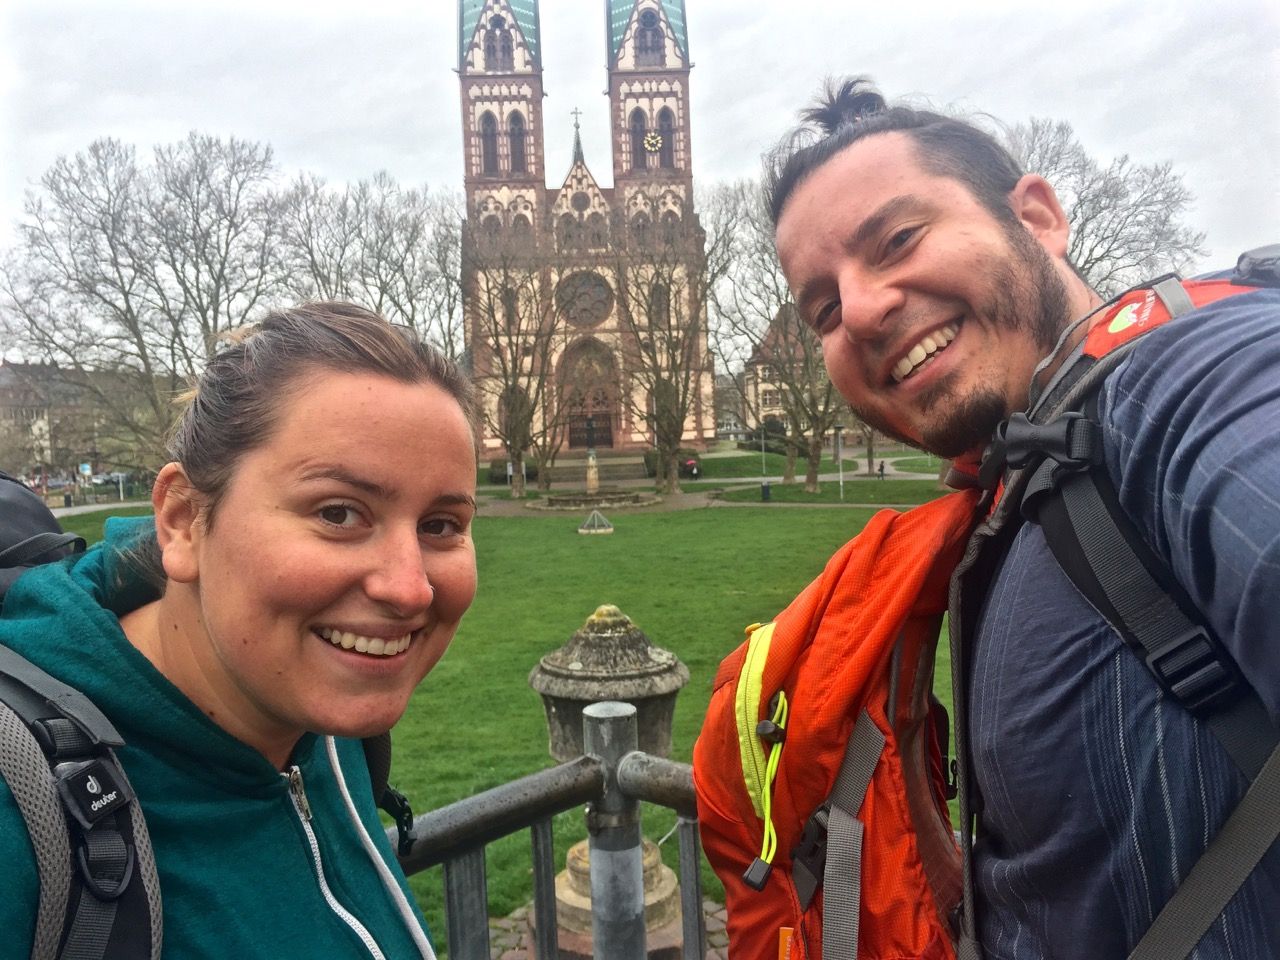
[759,417,767,478]
[833,425,844,501]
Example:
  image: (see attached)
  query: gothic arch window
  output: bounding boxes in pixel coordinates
[508,112,527,174]
[511,213,532,246]
[648,281,670,328]
[657,108,675,169]
[635,9,665,67]
[558,213,580,251]
[631,213,651,248]
[480,112,499,175]
[630,108,648,172]
[485,16,514,72]
[501,285,519,330]
[660,210,679,246]
[586,212,607,248]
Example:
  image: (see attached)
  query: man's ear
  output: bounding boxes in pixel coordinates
[1010,174,1071,258]
[153,462,205,584]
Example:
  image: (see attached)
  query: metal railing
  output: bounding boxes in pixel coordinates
[393,701,706,960]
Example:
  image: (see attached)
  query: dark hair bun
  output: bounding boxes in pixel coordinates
[802,76,886,135]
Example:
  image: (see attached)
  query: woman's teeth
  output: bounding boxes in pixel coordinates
[892,322,959,383]
[318,627,411,656]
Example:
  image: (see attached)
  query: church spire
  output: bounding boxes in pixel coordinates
[571,107,585,164]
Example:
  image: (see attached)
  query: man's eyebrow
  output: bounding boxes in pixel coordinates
[793,194,930,316]
[848,194,928,254]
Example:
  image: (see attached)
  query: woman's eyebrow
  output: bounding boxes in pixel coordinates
[297,466,394,500]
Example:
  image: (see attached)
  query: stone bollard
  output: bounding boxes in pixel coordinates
[528,607,692,959]
[529,605,689,762]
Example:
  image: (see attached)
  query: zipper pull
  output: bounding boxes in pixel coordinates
[287,766,313,821]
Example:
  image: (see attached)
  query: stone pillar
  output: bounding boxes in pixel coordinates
[528,606,691,959]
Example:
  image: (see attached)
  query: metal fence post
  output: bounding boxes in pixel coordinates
[583,701,646,960]
[443,846,490,959]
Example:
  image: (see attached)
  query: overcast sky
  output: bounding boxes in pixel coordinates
[1,0,1276,269]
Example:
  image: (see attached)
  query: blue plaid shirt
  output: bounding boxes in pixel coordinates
[970,283,1280,959]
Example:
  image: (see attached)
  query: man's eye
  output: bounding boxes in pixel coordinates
[318,504,359,527]
[886,226,917,253]
[812,301,840,332]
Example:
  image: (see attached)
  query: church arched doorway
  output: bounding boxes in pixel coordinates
[560,338,619,449]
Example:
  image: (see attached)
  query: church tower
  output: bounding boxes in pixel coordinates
[606,1,694,232]
[458,1,546,239]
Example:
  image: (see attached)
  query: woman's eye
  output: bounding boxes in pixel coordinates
[318,504,359,527]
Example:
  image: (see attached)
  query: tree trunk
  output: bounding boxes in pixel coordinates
[865,432,876,477]
[661,450,681,494]
[783,446,797,484]
[804,435,823,493]
[509,452,526,498]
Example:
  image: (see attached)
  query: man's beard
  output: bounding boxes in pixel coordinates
[850,227,1072,460]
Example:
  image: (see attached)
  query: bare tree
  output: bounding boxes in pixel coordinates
[279,175,467,360]
[1004,118,1207,296]
[464,228,568,497]
[710,180,845,492]
[609,187,732,493]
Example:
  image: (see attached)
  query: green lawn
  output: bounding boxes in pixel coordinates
[718,477,949,506]
[887,454,947,474]
[696,451,841,478]
[55,504,955,948]
[59,506,153,543]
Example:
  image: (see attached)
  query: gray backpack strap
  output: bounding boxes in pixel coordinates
[820,710,886,960]
[0,699,72,959]
[0,646,162,960]
[1127,742,1280,960]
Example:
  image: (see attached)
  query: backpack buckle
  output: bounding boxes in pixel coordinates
[789,806,829,910]
[1146,626,1239,716]
[998,412,1101,472]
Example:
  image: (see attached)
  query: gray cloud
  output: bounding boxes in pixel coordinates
[3,0,1276,267]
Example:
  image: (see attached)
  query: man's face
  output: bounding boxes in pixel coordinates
[775,132,1071,459]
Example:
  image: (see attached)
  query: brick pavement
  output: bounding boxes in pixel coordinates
[487,899,729,959]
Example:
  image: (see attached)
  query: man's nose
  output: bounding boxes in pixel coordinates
[838,272,905,340]
[364,530,435,614]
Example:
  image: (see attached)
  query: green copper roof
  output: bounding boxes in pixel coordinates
[607,0,688,64]
[459,0,541,68]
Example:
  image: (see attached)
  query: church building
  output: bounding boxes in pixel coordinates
[457,0,715,457]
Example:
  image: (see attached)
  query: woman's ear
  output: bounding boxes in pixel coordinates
[1010,174,1071,259]
[153,463,204,584]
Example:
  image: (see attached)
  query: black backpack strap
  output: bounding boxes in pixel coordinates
[1025,442,1278,779]
[0,533,87,569]
[361,732,415,856]
[0,646,160,960]
[1127,741,1280,960]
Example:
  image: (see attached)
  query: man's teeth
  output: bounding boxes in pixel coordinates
[892,323,959,383]
[317,627,411,656]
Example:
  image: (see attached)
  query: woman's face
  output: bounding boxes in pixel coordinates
[161,370,477,763]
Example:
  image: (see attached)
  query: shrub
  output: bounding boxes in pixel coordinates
[487,459,539,485]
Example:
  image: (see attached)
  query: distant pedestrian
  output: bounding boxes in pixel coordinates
[877,460,885,480]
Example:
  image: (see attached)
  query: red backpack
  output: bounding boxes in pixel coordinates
[693,490,979,959]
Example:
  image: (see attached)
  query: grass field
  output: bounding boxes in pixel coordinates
[718,477,949,506]
[57,500,956,949]
[886,454,947,474]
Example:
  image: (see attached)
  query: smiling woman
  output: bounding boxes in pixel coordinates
[0,303,476,959]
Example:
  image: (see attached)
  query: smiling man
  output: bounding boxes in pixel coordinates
[707,78,1280,959]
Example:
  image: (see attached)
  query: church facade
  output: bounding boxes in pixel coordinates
[457,0,714,456]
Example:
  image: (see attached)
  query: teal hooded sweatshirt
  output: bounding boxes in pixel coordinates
[0,518,437,959]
